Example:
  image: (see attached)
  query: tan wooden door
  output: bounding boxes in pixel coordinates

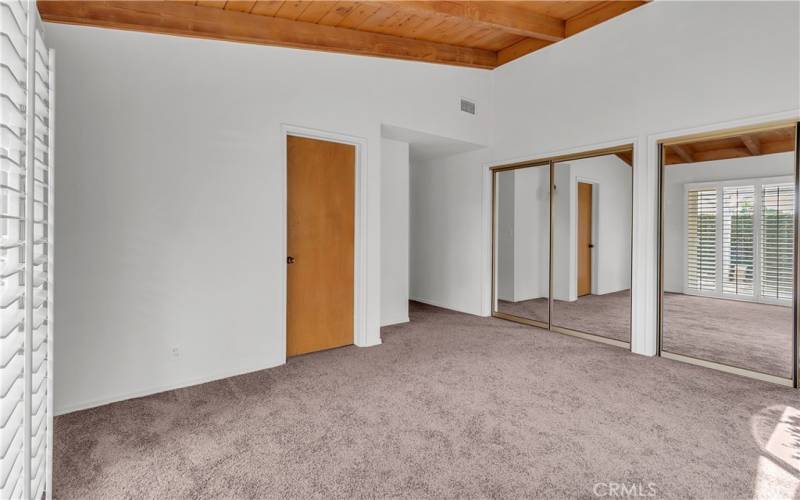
[286,135,355,357]
[577,182,593,297]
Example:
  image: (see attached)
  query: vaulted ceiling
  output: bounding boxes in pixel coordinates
[38,1,647,68]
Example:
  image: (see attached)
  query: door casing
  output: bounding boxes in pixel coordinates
[286,135,355,356]
[280,125,372,363]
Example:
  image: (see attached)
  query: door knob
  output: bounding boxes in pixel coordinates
[287,256,295,264]
[588,244,594,248]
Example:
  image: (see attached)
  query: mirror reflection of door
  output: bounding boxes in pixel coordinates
[492,148,633,347]
[577,182,593,297]
[551,153,633,345]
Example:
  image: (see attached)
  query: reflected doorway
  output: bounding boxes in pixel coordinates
[578,182,593,297]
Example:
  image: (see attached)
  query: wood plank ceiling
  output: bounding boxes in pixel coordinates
[37,1,647,68]
[664,127,797,166]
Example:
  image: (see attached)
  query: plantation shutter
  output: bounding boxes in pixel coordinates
[760,182,794,301]
[687,188,718,292]
[1,2,30,498]
[722,186,755,296]
[30,19,52,500]
[1,2,53,498]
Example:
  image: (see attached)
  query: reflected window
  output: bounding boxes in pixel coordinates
[661,125,797,382]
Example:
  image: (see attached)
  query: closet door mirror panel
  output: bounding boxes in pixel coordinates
[551,153,633,343]
[660,126,797,380]
[494,165,551,325]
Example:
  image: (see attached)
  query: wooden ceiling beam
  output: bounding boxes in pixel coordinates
[565,1,645,37]
[497,37,553,65]
[493,1,646,66]
[380,1,566,42]
[761,139,795,155]
[671,144,694,164]
[740,134,761,155]
[37,0,498,69]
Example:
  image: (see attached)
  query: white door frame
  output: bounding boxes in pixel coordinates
[280,124,370,360]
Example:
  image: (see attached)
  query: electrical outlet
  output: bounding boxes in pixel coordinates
[171,347,180,359]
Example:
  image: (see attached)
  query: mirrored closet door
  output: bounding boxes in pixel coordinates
[492,146,634,348]
[659,123,798,386]
[551,153,633,345]
[493,163,551,328]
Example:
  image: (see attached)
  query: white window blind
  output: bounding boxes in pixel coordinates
[1,2,30,498]
[1,2,53,499]
[687,188,717,292]
[685,177,794,305]
[761,182,794,301]
[722,186,755,296]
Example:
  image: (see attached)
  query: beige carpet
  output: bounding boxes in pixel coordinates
[499,291,793,377]
[55,302,800,499]
[663,292,793,378]
[499,290,631,342]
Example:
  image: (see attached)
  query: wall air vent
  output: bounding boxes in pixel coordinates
[460,98,476,115]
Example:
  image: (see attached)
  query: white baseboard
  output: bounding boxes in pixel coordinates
[55,359,284,416]
[380,316,410,327]
[356,337,383,348]
[410,296,483,316]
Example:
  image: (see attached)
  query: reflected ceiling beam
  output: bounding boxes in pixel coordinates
[692,147,751,163]
[382,1,566,42]
[671,144,695,164]
[565,1,645,37]
[740,134,761,156]
[664,127,796,165]
[761,139,795,155]
[37,0,498,69]
[615,151,634,167]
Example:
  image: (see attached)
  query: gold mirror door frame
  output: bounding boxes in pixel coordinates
[656,120,800,387]
[491,145,635,350]
[492,161,551,329]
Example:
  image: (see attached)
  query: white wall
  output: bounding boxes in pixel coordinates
[410,2,798,329]
[380,138,410,326]
[49,23,492,413]
[495,166,550,303]
[488,0,799,354]
[410,148,490,315]
[662,152,795,293]
[495,170,515,301]
[552,165,572,301]
[513,167,550,301]
[48,0,800,411]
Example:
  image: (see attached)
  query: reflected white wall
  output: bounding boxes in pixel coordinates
[495,167,550,302]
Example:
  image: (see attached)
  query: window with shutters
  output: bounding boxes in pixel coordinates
[1,2,54,499]
[685,177,794,305]
[722,186,754,296]
[686,188,718,292]
[761,183,794,301]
